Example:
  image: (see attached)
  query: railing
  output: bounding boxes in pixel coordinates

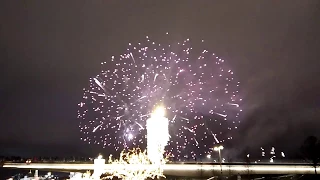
[2,162,319,177]
[1,160,310,164]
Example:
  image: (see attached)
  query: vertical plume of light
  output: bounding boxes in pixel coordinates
[147,106,170,164]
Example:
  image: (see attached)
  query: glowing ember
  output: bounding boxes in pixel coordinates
[103,148,168,180]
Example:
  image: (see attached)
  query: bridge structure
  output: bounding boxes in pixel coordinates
[2,161,319,178]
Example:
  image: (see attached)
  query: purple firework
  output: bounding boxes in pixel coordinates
[78,34,242,160]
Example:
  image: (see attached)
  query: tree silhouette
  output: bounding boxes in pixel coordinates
[301,136,320,174]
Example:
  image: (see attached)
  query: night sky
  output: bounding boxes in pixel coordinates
[0,1,320,157]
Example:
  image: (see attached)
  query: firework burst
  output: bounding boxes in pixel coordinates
[78,33,242,160]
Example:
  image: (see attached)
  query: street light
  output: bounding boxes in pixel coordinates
[214,145,224,176]
[214,145,224,152]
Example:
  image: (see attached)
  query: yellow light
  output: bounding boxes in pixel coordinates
[214,145,224,151]
[97,154,103,159]
[105,148,168,180]
[151,106,165,118]
[147,106,169,164]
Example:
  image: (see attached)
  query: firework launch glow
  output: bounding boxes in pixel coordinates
[147,106,169,164]
[105,148,167,180]
[77,33,242,160]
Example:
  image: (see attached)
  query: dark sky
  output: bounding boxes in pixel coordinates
[0,1,319,157]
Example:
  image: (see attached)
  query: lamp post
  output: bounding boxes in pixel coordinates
[214,145,224,176]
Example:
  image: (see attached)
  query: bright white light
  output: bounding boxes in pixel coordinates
[128,133,133,140]
[207,154,211,159]
[151,106,165,118]
[97,154,103,159]
[214,145,224,151]
[147,106,169,164]
[106,149,167,180]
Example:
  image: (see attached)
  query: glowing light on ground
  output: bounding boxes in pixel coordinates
[102,107,170,180]
[103,148,168,180]
[147,106,169,164]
